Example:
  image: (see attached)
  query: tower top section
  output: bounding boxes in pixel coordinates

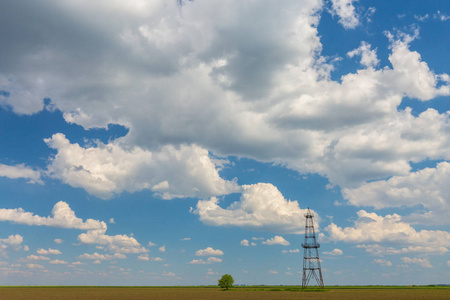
[304,207,314,218]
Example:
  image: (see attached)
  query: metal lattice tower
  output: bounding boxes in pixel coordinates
[301,207,324,289]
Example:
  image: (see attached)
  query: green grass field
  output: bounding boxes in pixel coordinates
[0,286,448,300]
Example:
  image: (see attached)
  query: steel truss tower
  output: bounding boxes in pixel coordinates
[301,207,324,289]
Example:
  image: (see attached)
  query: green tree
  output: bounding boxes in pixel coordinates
[218,274,234,290]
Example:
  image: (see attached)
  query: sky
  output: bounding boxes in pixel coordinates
[0,0,449,286]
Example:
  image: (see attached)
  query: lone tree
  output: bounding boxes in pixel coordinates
[218,274,234,290]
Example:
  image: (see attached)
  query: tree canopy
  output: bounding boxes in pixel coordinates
[218,274,234,290]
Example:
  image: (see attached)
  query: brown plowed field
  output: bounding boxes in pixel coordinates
[0,286,448,300]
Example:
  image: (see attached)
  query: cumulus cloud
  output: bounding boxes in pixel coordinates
[77,229,147,254]
[262,236,290,246]
[23,255,50,261]
[401,257,433,268]
[195,183,312,233]
[0,163,43,184]
[0,235,23,246]
[385,29,449,100]
[240,239,249,247]
[159,246,166,253]
[45,133,239,200]
[357,244,448,256]
[27,263,44,269]
[36,248,61,255]
[151,257,164,262]
[54,239,64,244]
[78,252,126,261]
[373,259,392,267]
[329,0,360,29]
[137,255,149,261]
[323,248,343,256]
[0,234,23,253]
[49,259,68,265]
[347,42,379,68]
[189,257,222,264]
[0,201,105,230]
[0,202,147,255]
[343,162,450,225]
[195,247,223,256]
[282,249,300,254]
[325,210,450,249]
[0,0,449,234]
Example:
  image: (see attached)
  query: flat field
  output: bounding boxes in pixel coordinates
[0,286,448,300]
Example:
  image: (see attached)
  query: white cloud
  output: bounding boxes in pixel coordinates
[323,248,343,256]
[0,163,42,184]
[148,241,156,247]
[151,257,164,262]
[414,14,429,22]
[109,218,115,224]
[268,270,278,274]
[0,234,23,246]
[77,252,126,261]
[49,259,68,265]
[188,259,204,264]
[27,263,44,269]
[45,133,240,200]
[330,0,360,29]
[401,257,433,268]
[162,271,176,277]
[77,229,147,254]
[24,255,50,261]
[357,244,448,256]
[373,259,392,267]
[195,183,313,233]
[0,201,148,255]
[282,249,300,254]
[0,201,105,230]
[1,0,449,233]
[434,11,450,21]
[240,239,249,247]
[347,42,379,68]
[325,210,450,249]
[181,238,191,241]
[206,257,222,263]
[195,247,224,256]
[36,248,61,255]
[385,30,449,100]
[0,235,23,254]
[343,162,450,225]
[23,245,29,252]
[137,255,149,261]
[0,202,148,257]
[54,239,64,244]
[206,268,216,276]
[189,257,222,264]
[262,236,290,246]
[159,246,165,253]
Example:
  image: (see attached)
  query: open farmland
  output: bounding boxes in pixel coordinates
[0,286,448,300]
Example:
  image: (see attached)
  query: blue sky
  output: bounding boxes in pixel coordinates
[0,0,449,286]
